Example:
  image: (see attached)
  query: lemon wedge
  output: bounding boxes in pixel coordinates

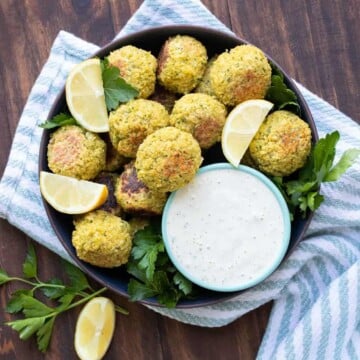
[221,99,273,167]
[66,58,109,132]
[74,297,116,360]
[39,171,108,214]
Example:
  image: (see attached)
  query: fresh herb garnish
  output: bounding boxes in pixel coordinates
[127,221,195,308]
[101,58,139,111]
[39,112,77,129]
[1,244,128,352]
[273,131,360,218]
[266,65,301,114]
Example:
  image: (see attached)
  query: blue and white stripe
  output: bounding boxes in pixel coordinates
[0,0,359,358]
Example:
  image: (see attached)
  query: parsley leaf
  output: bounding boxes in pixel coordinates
[7,317,46,341]
[127,221,196,307]
[273,131,360,217]
[101,58,139,111]
[0,269,11,285]
[173,272,193,296]
[63,261,90,292]
[39,113,77,129]
[131,223,164,281]
[37,318,55,352]
[40,278,66,300]
[6,290,33,313]
[265,65,300,114]
[23,243,37,279]
[127,279,158,301]
[324,148,360,182]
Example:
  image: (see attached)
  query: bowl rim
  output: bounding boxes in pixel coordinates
[39,24,318,308]
[161,163,292,292]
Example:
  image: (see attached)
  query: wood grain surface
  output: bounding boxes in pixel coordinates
[0,1,359,359]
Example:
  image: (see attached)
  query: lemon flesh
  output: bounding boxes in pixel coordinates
[221,99,273,167]
[39,171,108,214]
[74,297,116,360]
[66,58,109,133]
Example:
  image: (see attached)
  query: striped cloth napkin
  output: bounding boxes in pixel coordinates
[1,0,359,358]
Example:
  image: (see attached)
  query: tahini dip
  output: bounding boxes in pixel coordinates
[162,164,291,291]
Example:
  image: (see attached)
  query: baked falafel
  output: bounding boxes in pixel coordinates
[108,45,157,98]
[157,35,207,94]
[109,99,170,158]
[47,125,106,180]
[72,210,132,268]
[170,93,227,149]
[135,127,202,192]
[210,44,272,106]
[249,110,312,176]
[115,162,167,216]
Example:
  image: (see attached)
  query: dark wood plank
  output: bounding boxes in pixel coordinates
[0,0,358,359]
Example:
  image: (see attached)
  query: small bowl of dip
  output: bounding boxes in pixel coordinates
[161,163,291,292]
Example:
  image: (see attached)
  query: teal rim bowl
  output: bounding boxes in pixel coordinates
[161,163,292,292]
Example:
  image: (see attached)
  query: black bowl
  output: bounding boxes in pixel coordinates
[39,25,318,308]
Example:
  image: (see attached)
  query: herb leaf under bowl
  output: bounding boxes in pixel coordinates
[127,220,195,308]
[39,113,77,129]
[101,58,139,111]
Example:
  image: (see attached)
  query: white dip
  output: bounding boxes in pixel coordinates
[164,166,287,290]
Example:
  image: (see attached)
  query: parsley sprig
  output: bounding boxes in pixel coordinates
[273,131,360,218]
[1,244,128,352]
[265,64,301,114]
[127,221,195,308]
[101,58,139,111]
[39,113,77,129]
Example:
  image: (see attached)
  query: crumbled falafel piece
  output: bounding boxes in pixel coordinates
[107,45,157,98]
[109,99,170,158]
[47,125,106,180]
[210,44,272,106]
[135,127,202,192]
[157,35,207,94]
[128,217,150,237]
[170,93,227,149]
[94,172,124,216]
[72,210,132,268]
[100,133,129,172]
[115,162,167,216]
[249,110,312,176]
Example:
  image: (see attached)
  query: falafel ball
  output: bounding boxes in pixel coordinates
[115,162,167,216]
[194,55,218,96]
[72,210,132,268]
[170,93,227,149]
[107,45,157,98]
[210,44,272,106]
[47,125,106,180]
[135,127,202,192]
[249,110,312,176]
[109,99,170,158]
[157,35,207,94]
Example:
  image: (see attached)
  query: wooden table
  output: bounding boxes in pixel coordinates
[0,1,359,359]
